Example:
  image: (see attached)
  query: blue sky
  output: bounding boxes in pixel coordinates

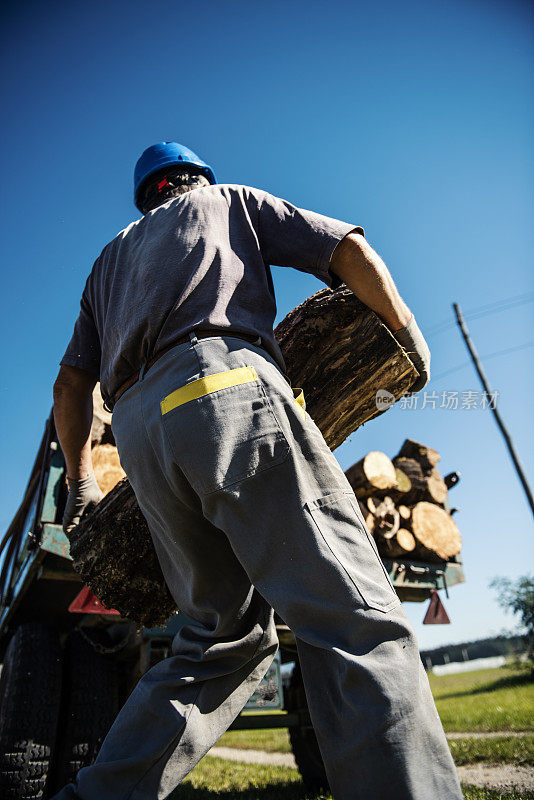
[1,0,533,649]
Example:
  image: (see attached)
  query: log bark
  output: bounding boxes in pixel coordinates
[377,528,416,558]
[69,287,420,626]
[393,457,447,505]
[68,479,176,627]
[396,438,440,473]
[391,457,425,503]
[273,288,418,450]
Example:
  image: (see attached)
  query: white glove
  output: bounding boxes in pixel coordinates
[63,472,104,533]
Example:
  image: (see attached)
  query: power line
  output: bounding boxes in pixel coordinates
[431,341,534,383]
[426,291,534,337]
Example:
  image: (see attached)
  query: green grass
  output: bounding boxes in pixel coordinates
[169,757,534,800]
[182,665,534,798]
[429,664,534,733]
[219,665,534,757]
[219,729,534,767]
[462,789,534,800]
[449,735,534,766]
[170,757,326,799]
[219,728,291,753]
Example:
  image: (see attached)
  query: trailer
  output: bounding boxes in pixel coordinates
[0,414,465,798]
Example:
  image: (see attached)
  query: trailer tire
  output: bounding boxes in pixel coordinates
[0,622,62,799]
[286,664,329,791]
[51,629,119,792]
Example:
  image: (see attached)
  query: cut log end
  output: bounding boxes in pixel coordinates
[92,444,126,496]
[411,501,462,560]
[346,452,397,498]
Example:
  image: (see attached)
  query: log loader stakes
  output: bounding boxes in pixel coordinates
[0,287,465,798]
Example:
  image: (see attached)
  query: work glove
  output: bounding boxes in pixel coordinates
[391,313,431,393]
[63,472,104,534]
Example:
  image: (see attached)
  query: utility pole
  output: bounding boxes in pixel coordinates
[453,302,534,519]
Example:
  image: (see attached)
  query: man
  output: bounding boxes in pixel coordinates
[52,141,462,799]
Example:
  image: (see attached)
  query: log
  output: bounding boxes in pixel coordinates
[364,496,400,540]
[396,528,416,553]
[392,457,425,487]
[364,513,376,533]
[374,506,400,539]
[69,287,420,626]
[376,528,416,558]
[410,502,462,561]
[396,438,440,473]
[92,444,126,496]
[357,499,369,518]
[427,468,448,505]
[274,287,419,449]
[91,385,114,446]
[391,457,426,504]
[398,505,411,521]
[68,479,176,627]
[393,467,411,495]
[393,457,447,505]
[345,452,397,499]
[366,496,381,514]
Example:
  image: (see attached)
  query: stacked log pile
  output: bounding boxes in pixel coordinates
[90,386,126,494]
[68,287,422,626]
[345,439,461,563]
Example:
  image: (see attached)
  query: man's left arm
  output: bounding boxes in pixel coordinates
[53,364,103,533]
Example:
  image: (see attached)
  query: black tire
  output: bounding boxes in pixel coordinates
[51,629,119,792]
[0,623,62,799]
[286,664,330,791]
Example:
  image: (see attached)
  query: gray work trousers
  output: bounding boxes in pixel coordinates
[54,333,462,800]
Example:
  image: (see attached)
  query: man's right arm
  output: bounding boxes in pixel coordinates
[330,233,431,391]
[250,187,431,392]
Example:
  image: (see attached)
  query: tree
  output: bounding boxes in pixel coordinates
[490,574,534,658]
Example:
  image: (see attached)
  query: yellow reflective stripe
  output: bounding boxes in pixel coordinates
[293,388,306,420]
[160,366,259,415]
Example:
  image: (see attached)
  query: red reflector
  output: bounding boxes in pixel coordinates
[157,178,169,191]
[68,586,120,615]
[423,589,450,624]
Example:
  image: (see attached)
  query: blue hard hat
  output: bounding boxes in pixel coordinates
[134,141,217,211]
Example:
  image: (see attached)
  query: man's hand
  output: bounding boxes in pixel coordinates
[63,472,104,533]
[53,364,100,531]
[390,313,431,392]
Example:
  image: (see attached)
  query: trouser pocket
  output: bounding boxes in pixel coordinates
[292,387,306,420]
[304,491,401,612]
[160,365,290,495]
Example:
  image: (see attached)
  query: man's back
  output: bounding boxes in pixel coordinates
[61,184,359,406]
